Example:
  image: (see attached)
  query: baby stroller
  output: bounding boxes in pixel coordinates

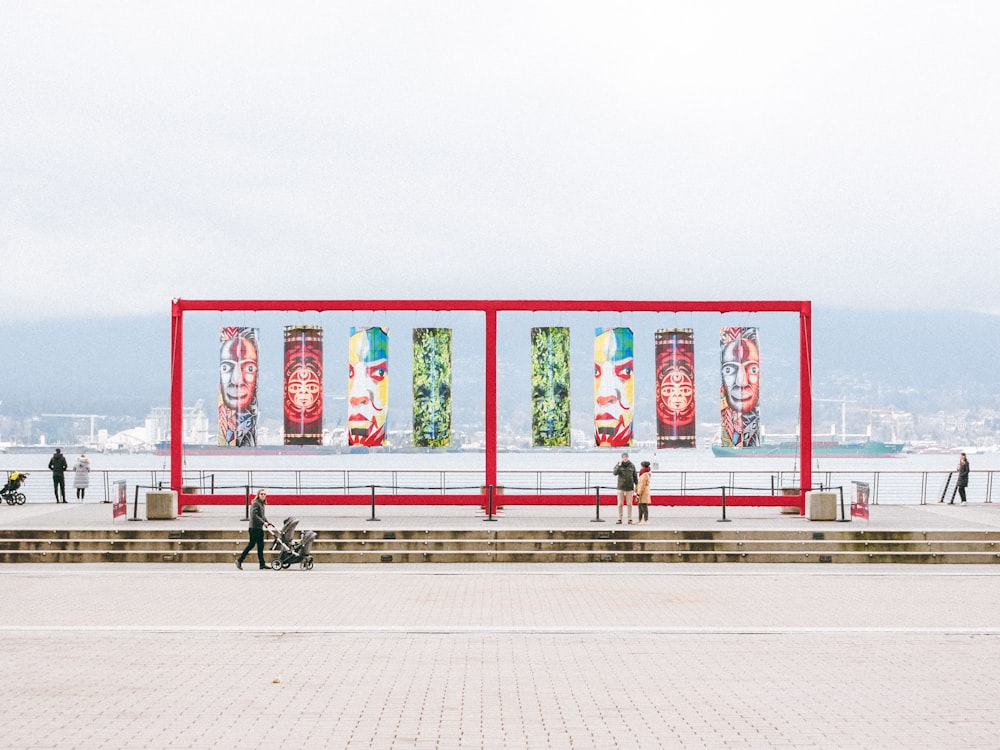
[267,516,317,570]
[2,471,28,505]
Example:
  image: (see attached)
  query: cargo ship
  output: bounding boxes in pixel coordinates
[712,439,905,458]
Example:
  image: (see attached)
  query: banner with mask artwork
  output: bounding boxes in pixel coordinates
[719,326,761,448]
[348,326,388,447]
[218,326,259,447]
[594,327,634,448]
[412,328,452,448]
[283,325,323,445]
[531,327,571,447]
[655,328,696,449]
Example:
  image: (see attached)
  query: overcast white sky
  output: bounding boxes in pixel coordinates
[3,1,998,322]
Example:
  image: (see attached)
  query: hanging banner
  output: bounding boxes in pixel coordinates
[283,325,323,445]
[531,327,571,447]
[719,326,760,448]
[412,328,452,448]
[218,326,259,447]
[348,326,388,447]
[594,327,634,448]
[655,328,696,449]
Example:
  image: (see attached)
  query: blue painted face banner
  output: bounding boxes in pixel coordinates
[348,327,388,447]
[594,327,633,448]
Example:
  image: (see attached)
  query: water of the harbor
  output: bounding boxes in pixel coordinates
[0,446,992,473]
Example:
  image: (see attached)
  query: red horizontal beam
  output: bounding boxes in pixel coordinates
[174,298,808,314]
[178,492,805,509]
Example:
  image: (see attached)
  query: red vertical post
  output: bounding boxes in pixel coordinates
[170,299,185,507]
[484,306,498,490]
[799,302,813,510]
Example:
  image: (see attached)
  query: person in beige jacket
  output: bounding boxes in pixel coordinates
[635,460,651,524]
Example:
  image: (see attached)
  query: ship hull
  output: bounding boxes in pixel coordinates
[711,441,905,458]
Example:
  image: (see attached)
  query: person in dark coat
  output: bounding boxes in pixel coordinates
[613,452,639,525]
[236,490,273,569]
[48,448,68,503]
[955,452,970,504]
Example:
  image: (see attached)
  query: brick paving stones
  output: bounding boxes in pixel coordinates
[3,564,1000,749]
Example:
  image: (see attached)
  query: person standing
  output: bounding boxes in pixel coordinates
[613,452,638,525]
[954,452,970,504]
[73,454,91,501]
[236,490,273,570]
[635,460,651,524]
[48,448,68,503]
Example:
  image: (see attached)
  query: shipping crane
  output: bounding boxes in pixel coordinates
[40,414,108,445]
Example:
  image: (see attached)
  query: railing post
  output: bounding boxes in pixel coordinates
[130,485,141,522]
[591,486,604,522]
[367,484,380,522]
[717,486,731,522]
[837,485,851,522]
[938,472,953,503]
[242,485,250,521]
[483,484,498,522]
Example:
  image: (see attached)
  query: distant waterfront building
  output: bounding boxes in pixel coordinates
[145,400,211,446]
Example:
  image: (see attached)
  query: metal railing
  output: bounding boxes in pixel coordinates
[6,467,995,506]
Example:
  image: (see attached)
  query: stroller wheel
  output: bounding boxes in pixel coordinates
[270,559,282,570]
[15,493,25,505]
[281,561,291,569]
[302,557,314,570]
[3,496,12,506]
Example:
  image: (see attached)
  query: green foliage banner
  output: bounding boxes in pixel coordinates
[412,328,452,447]
[531,327,571,447]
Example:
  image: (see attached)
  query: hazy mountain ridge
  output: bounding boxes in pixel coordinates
[1,306,996,445]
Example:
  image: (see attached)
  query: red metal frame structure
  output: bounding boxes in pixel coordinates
[170,299,813,513]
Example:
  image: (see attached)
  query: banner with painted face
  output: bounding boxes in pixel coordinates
[531,327,571,447]
[283,325,323,445]
[412,328,452,448]
[347,326,388,447]
[594,327,634,447]
[218,326,259,447]
[655,328,696,449]
[719,326,761,448]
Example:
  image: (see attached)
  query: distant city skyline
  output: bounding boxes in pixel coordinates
[2,306,997,452]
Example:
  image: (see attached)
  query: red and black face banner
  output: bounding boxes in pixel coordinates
[283,326,323,445]
[655,328,696,449]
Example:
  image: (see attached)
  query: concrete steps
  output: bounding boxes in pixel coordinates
[2,528,1000,564]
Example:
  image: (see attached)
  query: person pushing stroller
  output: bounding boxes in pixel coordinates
[236,490,274,570]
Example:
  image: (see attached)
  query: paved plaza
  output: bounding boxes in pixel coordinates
[3,501,1000,748]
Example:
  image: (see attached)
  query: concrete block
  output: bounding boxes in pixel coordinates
[805,491,837,521]
[146,491,178,520]
[181,486,200,513]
